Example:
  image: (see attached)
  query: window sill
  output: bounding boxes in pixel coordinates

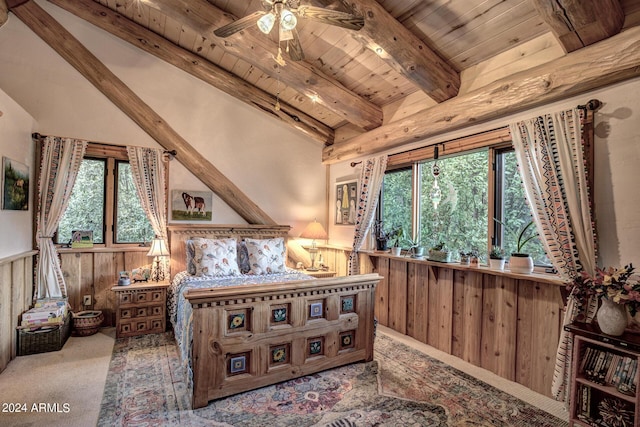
[57,246,151,254]
[364,250,565,287]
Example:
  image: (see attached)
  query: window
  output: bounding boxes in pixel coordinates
[380,168,412,239]
[57,147,154,246]
[378,138,550,266]
[494,149,548,265]
[419,150,488,253]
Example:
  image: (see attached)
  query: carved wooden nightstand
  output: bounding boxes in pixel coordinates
[111,281,170,338]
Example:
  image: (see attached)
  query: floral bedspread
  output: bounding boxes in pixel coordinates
[167,269,312,387]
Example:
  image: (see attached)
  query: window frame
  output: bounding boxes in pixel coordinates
[54,143,164,249]
[377,119,593,270]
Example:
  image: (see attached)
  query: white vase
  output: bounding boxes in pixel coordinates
[489,258,505,270]
[509,254,534,274]
[391,247,402,256]
[596,298,628,336]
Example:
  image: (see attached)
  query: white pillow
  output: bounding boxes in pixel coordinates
[193,238,240,277]
[245,237,286,275]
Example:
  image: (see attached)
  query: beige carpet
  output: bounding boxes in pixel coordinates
[0,328,115,427]
[0,326,567,426]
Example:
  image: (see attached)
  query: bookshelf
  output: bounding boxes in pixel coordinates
[567,323,640,426]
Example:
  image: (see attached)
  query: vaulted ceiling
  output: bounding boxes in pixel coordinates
[3,0,640,223]
[6,0,640,159]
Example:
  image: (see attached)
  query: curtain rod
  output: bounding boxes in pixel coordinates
[31,133,176,158]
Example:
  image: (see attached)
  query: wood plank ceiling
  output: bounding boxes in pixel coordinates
[6,0,640,163]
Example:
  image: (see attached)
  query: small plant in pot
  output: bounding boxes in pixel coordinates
[489,246,506,270]
[387,225,405,257]
[508,220,537,274]
[407,237,426,259]
[373,220,389,251]
[459,251,472,265]
[428,242,452,262]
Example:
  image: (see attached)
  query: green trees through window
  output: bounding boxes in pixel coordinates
[57,157,153,246]
[380,148,548,265]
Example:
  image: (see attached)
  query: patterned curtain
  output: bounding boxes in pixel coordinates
[35,136,87,298]
[126,147,167,240]
[510,108,597,404]
[348,155,388,275]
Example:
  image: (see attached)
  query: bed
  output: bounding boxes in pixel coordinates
[167,225,381,409]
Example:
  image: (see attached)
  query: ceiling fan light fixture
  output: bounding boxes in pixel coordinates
[257,12,276,34]
[280,9,297,31]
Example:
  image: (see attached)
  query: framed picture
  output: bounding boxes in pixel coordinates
[335,179,358,225]
[170,190,213,222]
[2,157,29,210]
[71,230,94,248]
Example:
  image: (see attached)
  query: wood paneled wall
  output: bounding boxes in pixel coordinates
[0,250,36,373]
[369,253,565,398]
[59,247,150,326]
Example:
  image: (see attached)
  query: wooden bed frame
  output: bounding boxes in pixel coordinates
[168,225,381,409]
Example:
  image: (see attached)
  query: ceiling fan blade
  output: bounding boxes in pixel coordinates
[213,11,266,38]
[296,6,364,31]
[287,31,305,61]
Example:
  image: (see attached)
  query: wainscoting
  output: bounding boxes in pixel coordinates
[366,252,566,399]
[0,250,36,373]
[59,247,151,327]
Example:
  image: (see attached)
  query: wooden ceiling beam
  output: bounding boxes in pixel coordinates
[532,0,624,53]
[322,25,640,164]
[0,1,7,27]
[347,0,460,102]
[136,0,383,131]
[48,0,333,145]
[10,0,277,225]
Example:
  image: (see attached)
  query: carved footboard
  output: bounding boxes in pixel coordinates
[185,273,380,409]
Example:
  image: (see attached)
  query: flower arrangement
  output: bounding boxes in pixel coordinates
[570,264,640,316]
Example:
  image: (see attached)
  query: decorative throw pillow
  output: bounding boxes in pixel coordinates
[245,237,286,275]
[237,241,251,274]
[185,237,204,275]
[193,238,240,277]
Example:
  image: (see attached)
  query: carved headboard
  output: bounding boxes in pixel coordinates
[167,224,291,278]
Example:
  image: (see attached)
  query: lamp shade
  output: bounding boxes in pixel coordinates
[257,12,276,34]
[147,238,170,257]
[300,220,328,240]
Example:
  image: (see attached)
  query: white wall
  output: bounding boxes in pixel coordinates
[0,0,327,241]
[330,78,640,267]
[0,89,36,259]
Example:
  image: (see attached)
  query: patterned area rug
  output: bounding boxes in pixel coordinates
[98,332,567,426]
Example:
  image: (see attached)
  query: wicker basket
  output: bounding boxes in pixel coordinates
[72,310,104,337]
[17,313,71,356]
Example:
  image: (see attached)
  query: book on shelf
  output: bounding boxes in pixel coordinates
[581,345,638,392]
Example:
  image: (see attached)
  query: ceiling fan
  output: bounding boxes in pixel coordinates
[213,1,364,64]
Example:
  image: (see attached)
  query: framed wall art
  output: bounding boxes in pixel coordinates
[335,179,358,226]
[170,190,213,222]
[2,156,29,211]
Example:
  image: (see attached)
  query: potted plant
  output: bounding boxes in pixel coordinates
[509,220,537,274]
[373,220,389,251]
[495,219,537,274]
[469,249,480,267]
[459,251,472,265]
[407,236,426,259]
[428,242,452,262]
[387,225,405,257]
[489,246,506,270]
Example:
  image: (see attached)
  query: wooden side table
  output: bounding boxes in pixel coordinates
[303,269,336,278]
[111,281,170,338]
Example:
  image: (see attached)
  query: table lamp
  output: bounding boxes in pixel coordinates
[147,237,170,282]
[300,220,328,271]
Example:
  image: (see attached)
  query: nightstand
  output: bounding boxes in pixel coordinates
[111,281,170,338]
[303,269,336,278]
